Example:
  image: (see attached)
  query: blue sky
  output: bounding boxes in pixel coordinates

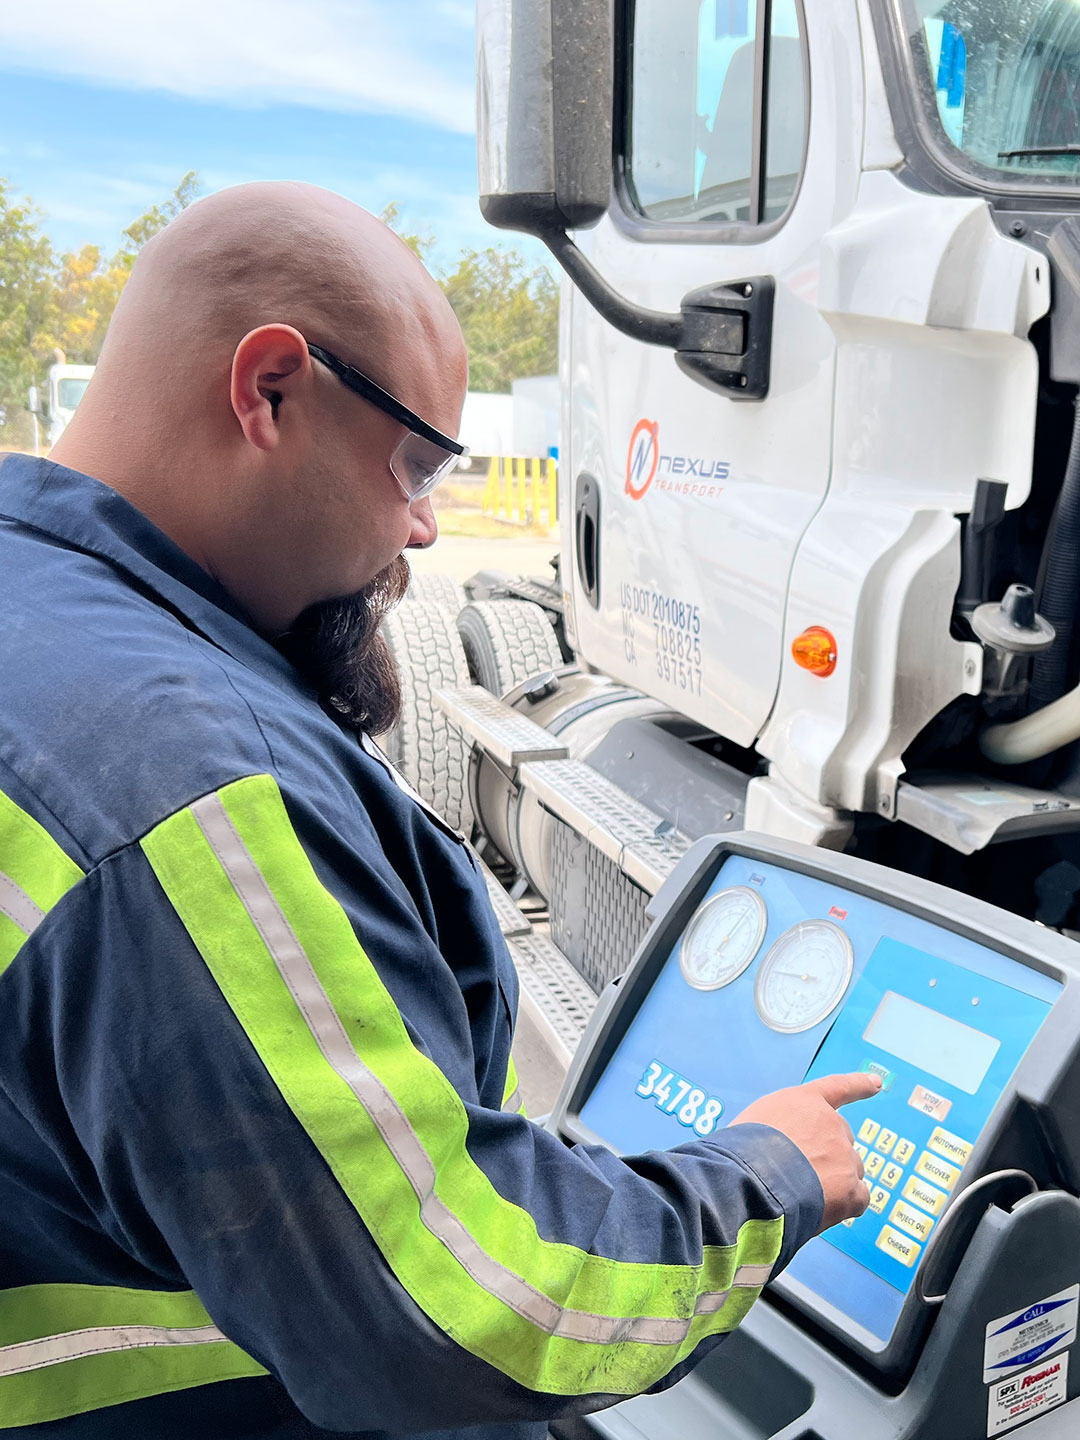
[0,0,550,274]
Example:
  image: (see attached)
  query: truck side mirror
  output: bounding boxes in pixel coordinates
[475,0,773,399]
[477,0,613,234]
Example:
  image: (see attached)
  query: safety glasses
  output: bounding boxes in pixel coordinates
[307,343,468,502]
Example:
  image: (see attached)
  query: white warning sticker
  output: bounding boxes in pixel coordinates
[988,1352,1068,1435]
[984,1284,1079,1383]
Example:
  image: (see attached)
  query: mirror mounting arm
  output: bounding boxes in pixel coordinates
[537,225,774,400]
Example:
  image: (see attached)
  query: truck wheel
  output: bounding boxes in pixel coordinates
[457,600,564,696]
[404,570,467,615]
[378,600,474,833]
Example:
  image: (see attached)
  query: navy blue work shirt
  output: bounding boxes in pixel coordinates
[0,453,823,1437]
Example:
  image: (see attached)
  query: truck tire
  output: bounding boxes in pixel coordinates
[457,600,564,696]
[378,600,474,833]
[404,570,467,615]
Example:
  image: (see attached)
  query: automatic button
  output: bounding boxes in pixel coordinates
[927,1127,972,1168]
[915,1150,962,1193]
[876,1225,921,1268]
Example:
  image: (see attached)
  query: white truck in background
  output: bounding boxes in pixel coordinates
[28,357,94,452]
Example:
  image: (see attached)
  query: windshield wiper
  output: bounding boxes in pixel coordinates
[999,145,1080,158]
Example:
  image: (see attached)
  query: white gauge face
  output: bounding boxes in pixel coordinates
[679,886,768,991]
[754,920,854,1032]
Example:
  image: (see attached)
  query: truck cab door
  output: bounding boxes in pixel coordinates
[563,0,860,748]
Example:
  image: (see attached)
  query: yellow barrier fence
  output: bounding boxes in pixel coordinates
[482,456,558,527]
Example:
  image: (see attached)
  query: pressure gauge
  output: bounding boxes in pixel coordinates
[754,920,854,1032]
[679,886,768,991]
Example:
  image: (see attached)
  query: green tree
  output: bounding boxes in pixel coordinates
[116,171,201,269]
[381,204,559,392]
[0,172,202,450]
[441,247,559,392]
[0,180,57,447]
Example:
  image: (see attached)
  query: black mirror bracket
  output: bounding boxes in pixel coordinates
[539,226,774,399]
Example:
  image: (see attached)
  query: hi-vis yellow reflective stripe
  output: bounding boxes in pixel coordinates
[141,776,782,1397]
[501,1056,526,1117]
[0,789,83,973]
[0,1284,265,1429]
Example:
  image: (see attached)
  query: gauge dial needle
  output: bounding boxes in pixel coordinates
[772,969,818,983]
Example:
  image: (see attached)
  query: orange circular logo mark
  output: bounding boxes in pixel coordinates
[626,419,659,500]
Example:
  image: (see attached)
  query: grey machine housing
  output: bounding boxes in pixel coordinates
[548,832,1080,1439]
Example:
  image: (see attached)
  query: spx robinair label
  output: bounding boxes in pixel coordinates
[983,1285,1079,1384]
[987,1353,1069,1435]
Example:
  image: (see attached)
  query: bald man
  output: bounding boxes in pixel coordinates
[0,183,873,1439]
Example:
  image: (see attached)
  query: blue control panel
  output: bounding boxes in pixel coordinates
[577,853,1060,1343]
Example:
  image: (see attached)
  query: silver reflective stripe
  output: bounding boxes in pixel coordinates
[502,1087,524,1115]
[693,1265,774,1317]
[191,792,773,1347]
[0,1323,227,1379]
[0,870,45,938]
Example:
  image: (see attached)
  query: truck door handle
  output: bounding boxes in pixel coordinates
[575,472,600,609]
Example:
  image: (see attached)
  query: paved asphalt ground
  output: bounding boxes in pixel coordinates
[407,532,560,584]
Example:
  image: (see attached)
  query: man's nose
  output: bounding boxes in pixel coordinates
[406,496,438,549]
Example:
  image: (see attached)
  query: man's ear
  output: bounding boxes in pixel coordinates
[230,324,311,452]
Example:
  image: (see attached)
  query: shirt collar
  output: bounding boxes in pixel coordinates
[0,451,298,682]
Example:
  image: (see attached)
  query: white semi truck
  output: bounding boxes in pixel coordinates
[381,7,1080,1430]
[389,0,1080,1046]
[28,360,94,451]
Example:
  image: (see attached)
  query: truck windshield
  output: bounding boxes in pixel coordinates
[57,378,90,410]
[899,0,1080,183]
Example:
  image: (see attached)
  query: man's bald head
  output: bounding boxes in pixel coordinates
[51,181,470,733]
[53,182,468,642]
[97,182,466,423]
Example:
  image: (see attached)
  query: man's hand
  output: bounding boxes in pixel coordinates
[730,1072,882,1231]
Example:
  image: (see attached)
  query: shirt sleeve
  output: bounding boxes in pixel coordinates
[24,771,823,1433]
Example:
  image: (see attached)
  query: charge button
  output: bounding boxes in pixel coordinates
[875,1225,921,1268]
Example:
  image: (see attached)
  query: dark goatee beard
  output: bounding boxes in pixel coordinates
[277,555,410,735]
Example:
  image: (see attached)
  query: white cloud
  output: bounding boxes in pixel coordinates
[0,0,476,133]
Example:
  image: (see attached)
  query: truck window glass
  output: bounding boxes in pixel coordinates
[900,0,1080,182]
[626,0,806,226]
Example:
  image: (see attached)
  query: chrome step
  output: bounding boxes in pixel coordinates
[434,684,569,768]
[518,758,690,894]
[508,931,598,1072]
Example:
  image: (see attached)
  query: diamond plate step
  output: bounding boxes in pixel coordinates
[508,932,598,1072]
[475,853,533,938]
[434,685,569,768]
[518,759,690,895]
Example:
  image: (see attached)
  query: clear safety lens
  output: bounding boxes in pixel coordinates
[390,431,468,502]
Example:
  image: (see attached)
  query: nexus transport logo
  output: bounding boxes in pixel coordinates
[625,419,729,501]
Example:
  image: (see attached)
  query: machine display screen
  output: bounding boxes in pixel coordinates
[862,992,1000,1095]
[574,854,1060,1346]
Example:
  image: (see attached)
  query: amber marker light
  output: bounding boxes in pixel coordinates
[792,626,838,677]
